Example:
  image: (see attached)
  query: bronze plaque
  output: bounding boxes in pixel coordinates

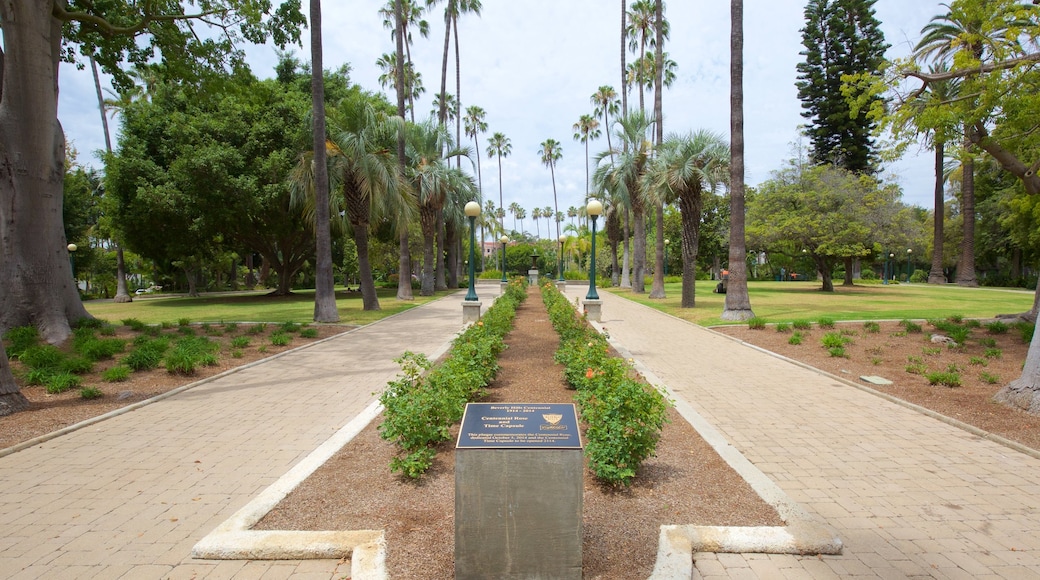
[456,403,581,449]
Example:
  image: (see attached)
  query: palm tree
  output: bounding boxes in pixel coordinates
[379,0,428,122]
[721,0,754,321]
[431,0,483,145]
[648,0,667,300]
[647,131,729,307]
[376,52,425,122]
[309,0,338,322]
[567,205,578,229]
[626,0,669,114]
[590,86,619,164]
[404,119,473,295]
[487,132,512,234]
[593,110,655,293]
[324,93,409,311]
[539,138,564,241]
[573,115,601,203]
[463,105,488,199]
[392,0,414,301]
[431,92,458,124]
[913,2,1027,287]
[508,201,522,234]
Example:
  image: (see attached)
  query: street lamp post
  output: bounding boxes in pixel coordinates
[585,199,602,300]
[500,235,509,283]
[558,235,566,282]
[464,201,480,301]
[889,253,895,283]
[906,248,913,283]
[67,243,77,283]
[664,238,670,276]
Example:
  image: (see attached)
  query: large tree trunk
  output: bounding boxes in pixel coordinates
[113,245,133,302]
[355,224,380,311]
[928,140,947,284]
[0,339,29,416]
[420,206,437,296]
[648,0,666,300]
[678,189,703,308]
[309,0,339,322]
[446,220,459,290]
[721,0,754,321]
[649,201,666,298]
[631,203,646,293]
[0,2,92,345]
[621,208,631,287]
[842,256,854,286]
[435,213,447,290]
[818,257,835,292]
[996,319,1040,414]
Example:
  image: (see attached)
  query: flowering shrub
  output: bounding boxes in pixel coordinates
[541,283,669,486]
[379,278,527,478]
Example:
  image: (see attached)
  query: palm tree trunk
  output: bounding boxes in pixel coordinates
[621,208,632,288]
[678,189,703,308]
[454,14,463,170]
[928,140,947,284]
[438,6,451,126]
[956,133,978,287]
[310,0,339,322]
[394,0,414,301]
[436,213,448,290]
[648,0,666,300]
[620,0,628,117]
[721,0,754,321]
[649,201,666,298]
[632,202,646,293]
[420,206,437,296]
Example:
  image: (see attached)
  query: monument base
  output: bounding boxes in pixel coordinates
[455,448,583,579]
[461,301,482,324]
[583,299,603,322]
[528,269,539,286]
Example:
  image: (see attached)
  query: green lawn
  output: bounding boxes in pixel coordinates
[85,287,457,326]
[610,280,1035,327]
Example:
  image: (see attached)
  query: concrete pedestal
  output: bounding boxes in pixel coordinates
[461,301,482,324]
[583,299,603,322]
[455,448,583,579]
[500,281,509,295]
[556,280,568,293]
[528,269,539,286]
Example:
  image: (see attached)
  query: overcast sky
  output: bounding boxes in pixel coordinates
[58,0,945,237]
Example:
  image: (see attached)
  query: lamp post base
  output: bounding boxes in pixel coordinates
[556,280,568,293]
[582,299,603,322]
[462,301,482,325]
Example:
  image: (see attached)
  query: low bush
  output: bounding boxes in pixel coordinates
[985,321,1010,335]
[101,365,132,382]
[4,326,40,358]
[123,338,170,371]
[270,333,292,347]
[746,317,767,330]
[926,370,962,387]
[863,321,880,333]
[79,386,103,399]
[165,336,219,375]
[45,372,82,394]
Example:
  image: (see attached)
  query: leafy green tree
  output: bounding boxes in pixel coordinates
[0,1,303,412]
[646,131,729,307]
[747,164,914,292]
[795,0,888,173]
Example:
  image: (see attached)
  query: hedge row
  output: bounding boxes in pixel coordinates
[378,278,528,478]
[541,283,670,486]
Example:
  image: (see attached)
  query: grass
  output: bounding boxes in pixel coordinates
[85,287,455,326]
[608,280,1033,327]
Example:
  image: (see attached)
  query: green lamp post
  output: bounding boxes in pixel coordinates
[585,198,602,300]
[67,243,77,283]
[500,235,509,283]
[906,248,912,282]
[558,234,566,282]
[664,238,670,276]
[464,201,480,301]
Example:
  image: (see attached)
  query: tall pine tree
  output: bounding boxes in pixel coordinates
[795,0,888,173]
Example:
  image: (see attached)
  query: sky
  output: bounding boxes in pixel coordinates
[57,0,945,238]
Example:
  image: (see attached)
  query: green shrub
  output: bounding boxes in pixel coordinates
[60,356,94,374]
[922,347,942,356]
[926,371,962,387]
[827,346,848,358]
[75,317,106,329]
[905,363,928,375]
[79,386,103,399]
[160,321,175,329]
[4,326,40,358]
[19,345,64,370]
[947,314,964,324]
[968,357,987,367]
[746,317,767,330]
[122,318,148,332]
[817,317,835,329]
[231,349,243,358]
[101,365,132,382]
[98,324,117,336]
[863,321,880,333]
[165,336,219,375]
[980,372,1001,384]
[792,320,812,330]
[230,336,251,348]
[985,321,1010,335]
[871,357,882,365]
[45,372,82,394]
[821,332,852,349]
[177,326,196,336]
[270,332,292,346]
[76,336,127,361]
[1017,322,1035,343]
[224,322,239,333]
[978,337,997,347]
[246,323,266,335]
[788,332,804,345]
[900,319,923,333]
[775,322,791,333]
[177,318,191,327]
[25,368,53,385]
[984,348,1003,359]
[123,338,170,371]
[279,321,302,333]
[300,328,319,338]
